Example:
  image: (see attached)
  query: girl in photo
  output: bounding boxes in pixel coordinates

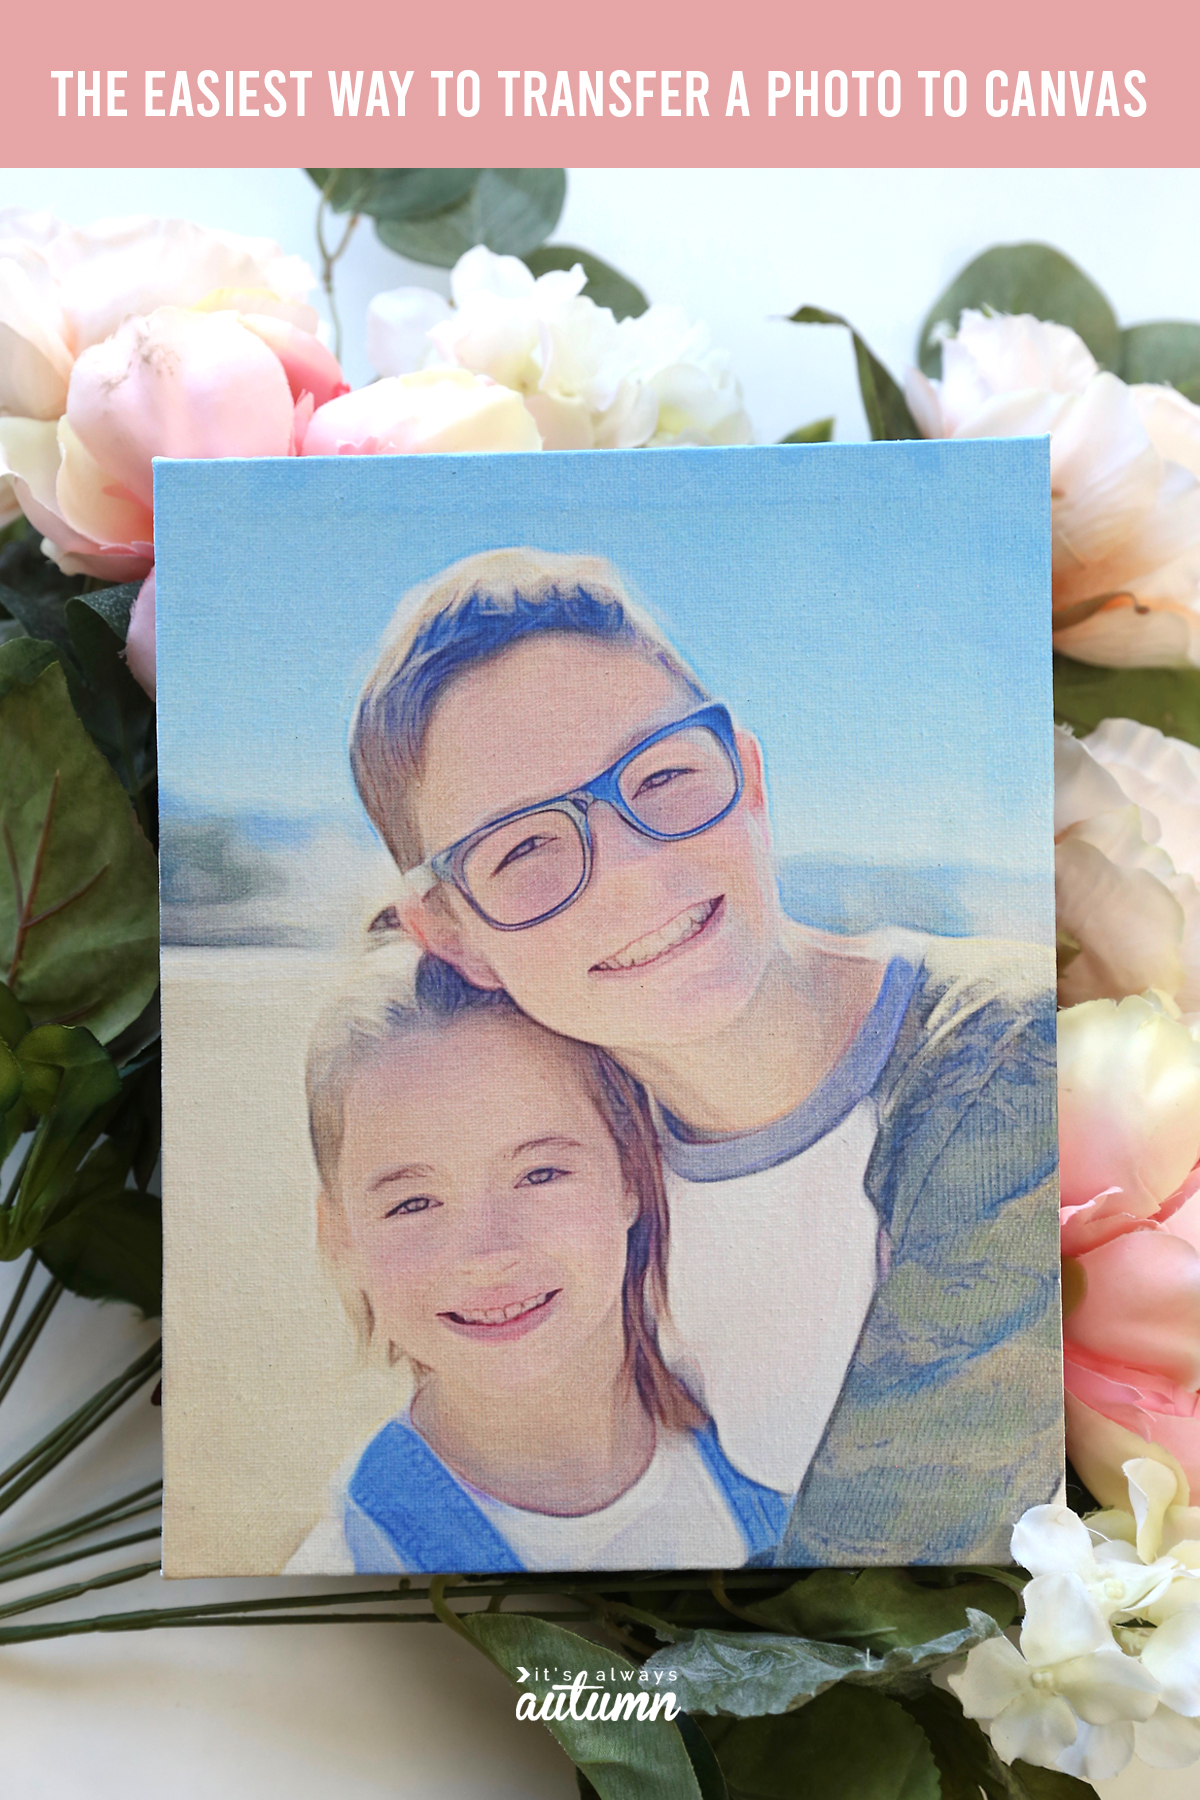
[286,954,789,1574]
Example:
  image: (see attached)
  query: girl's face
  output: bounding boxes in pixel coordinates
[323,1011,637,1395]
[408,634,783,1055]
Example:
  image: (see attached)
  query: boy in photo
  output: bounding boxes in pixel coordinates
[349,547,1061,1563]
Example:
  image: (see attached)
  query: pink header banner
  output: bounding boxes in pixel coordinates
[1,0,1189,167]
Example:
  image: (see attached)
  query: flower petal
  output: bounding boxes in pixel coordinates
[989,1691,1079,1768]
[1141,1608,1200,1715]
[947,1634,1031,1720]
[1021,1573,1114,1666]
[1055,1719,1137,1780]
[1055,1647,1161,1724]
[1134,1705,1200,1768]
[1012,1504,1098,1578]
[1067,1235,1200,1390]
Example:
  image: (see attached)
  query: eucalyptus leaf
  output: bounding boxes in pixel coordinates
[460,1613,703,1800]
[376,169,567,268]
[645,1611,1001,1717]
[522,245,648,320]
[700,1686,940,1800]
[37,1187,162,1316]
[1053,654,1200,750]
[916,243,1121,376]
[788,308,919,441]
[1119,322,1200,402]
[0,661,159,1043]
[749,1569,1018,1650]
[307,167,482,221]
[779,418,834,444]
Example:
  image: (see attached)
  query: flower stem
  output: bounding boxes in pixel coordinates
[315,189,360,365]
[0,1256,36,1357]
[0,1339,161,1516]
[0,1277,62,1407]
[0,1480,162,1569]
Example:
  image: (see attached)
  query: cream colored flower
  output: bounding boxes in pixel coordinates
[366,246,752,451]
[906,311,1200,668]
[1055,725,1200,1009]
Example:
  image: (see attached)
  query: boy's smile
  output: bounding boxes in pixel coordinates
[411,634,783,1052]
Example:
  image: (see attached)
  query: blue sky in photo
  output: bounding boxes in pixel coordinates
[154,440,1053,873]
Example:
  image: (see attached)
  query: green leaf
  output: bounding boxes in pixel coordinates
[749,1570,1018,1651]
[1119,322,1200,402]
[645,1612,1001,1718]
[2,1026,122,1256]
[0,581,76,661]
[1053,653,1200,750]
[376,169,567,268]
[0,1036,19,1113]
[788,308,920,441]
[522,245,648,320]
[676,1713,730,1800]
[779,418,835,444]
[0,637,59,702]
[69,582,141,643]
[701,1686,939,1800]
[307,167,481,221]
[917,243,1121,376]
[459,1613,703,1800]
[37,1187,161,1316]
[1006,1762,1098,1800]
[900,1686,1013,1800]
[65,596,157,830]
[0,661,159,1043]
[0,980,30,1049]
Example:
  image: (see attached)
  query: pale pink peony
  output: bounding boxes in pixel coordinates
[907,311,1200,669]
[300,368,542,456]
[0,302,346,593]
[1059,994,1200,1504]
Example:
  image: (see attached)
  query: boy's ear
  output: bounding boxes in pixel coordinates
[392,886,506,992]
[736,730,768,813]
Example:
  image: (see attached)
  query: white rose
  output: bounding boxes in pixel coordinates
[1055,723,1200,1009]
[907,311,1200,668]
[366,246,752,452]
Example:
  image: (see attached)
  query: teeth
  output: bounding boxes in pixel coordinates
[453,1291,553,1326]
[594,899,718,972]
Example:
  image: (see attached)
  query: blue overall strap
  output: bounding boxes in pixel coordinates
[691,1420,789,1561]
[347,1418,525,1573]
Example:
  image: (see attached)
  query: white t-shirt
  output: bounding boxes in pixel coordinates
[655,952,919,1496]
[284,1423,754,1575]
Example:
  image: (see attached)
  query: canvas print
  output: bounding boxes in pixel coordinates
[155,441,1061,1577]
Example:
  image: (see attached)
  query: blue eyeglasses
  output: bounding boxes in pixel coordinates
[412,703,743,931]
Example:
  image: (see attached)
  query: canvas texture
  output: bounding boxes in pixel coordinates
[154,441,1060,1577]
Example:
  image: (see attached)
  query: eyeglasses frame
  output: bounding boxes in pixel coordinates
[422,702,744,931]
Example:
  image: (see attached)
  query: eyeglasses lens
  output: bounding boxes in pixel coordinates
[461,809,587,927]
[618,726,738,835]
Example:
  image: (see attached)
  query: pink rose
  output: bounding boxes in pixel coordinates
[1059,995,1200,1504]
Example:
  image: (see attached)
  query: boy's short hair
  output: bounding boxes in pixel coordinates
[306,948,703,1432]
[350,547,707,872]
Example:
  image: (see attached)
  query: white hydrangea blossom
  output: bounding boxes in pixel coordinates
[950,1458,1200,1779]
[366,246,753,451]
